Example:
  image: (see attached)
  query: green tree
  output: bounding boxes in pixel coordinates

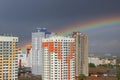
[116,65,120,80]
[79,74,86,80]
[89,63,96,68]
[116,58,120,80]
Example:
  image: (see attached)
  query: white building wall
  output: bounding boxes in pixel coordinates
[42,36,75,80]
[89,56,117,66]
[32,32,45,75]
[32,28,52,77]
[26,49,32,67]
[89,57,101,66]
[18,53,27,66]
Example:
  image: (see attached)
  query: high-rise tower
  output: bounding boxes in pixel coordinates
[0,35,18,80]
[72,32,88,76]
[42,36,75,80]
[32,28,52,77]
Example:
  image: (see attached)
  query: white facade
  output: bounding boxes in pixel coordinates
[17,47,32,67]
[18,51,27,66]
[32,28,52,76]
[26,48,32,67]
[89,56,101,66]
[42,36,75,80]
[100,58,116,65]
[89,56,117,66]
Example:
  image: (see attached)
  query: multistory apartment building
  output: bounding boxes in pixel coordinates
[32,28,52,76]
[26,45,32,67]
[0,35,18,80]
[18,49,27,67]
[42,36,75,80]
[18,46,32,67]
[72,32,88,76]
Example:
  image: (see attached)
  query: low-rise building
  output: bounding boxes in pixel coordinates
[89,55,116,66]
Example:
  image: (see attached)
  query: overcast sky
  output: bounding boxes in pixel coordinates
[0,0,120,55]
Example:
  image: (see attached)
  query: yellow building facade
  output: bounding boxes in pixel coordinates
[0,35,18,80]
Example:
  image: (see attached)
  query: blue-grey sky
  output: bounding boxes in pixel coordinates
[0,0,120,55]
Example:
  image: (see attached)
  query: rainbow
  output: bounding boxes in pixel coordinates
[57,16,120,35]
[20,15,120,50]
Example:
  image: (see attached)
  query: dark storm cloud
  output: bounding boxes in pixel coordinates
[88,26,120,55]
[0,0,119,32]
[0,0,120,54]
[0,0,120,21]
